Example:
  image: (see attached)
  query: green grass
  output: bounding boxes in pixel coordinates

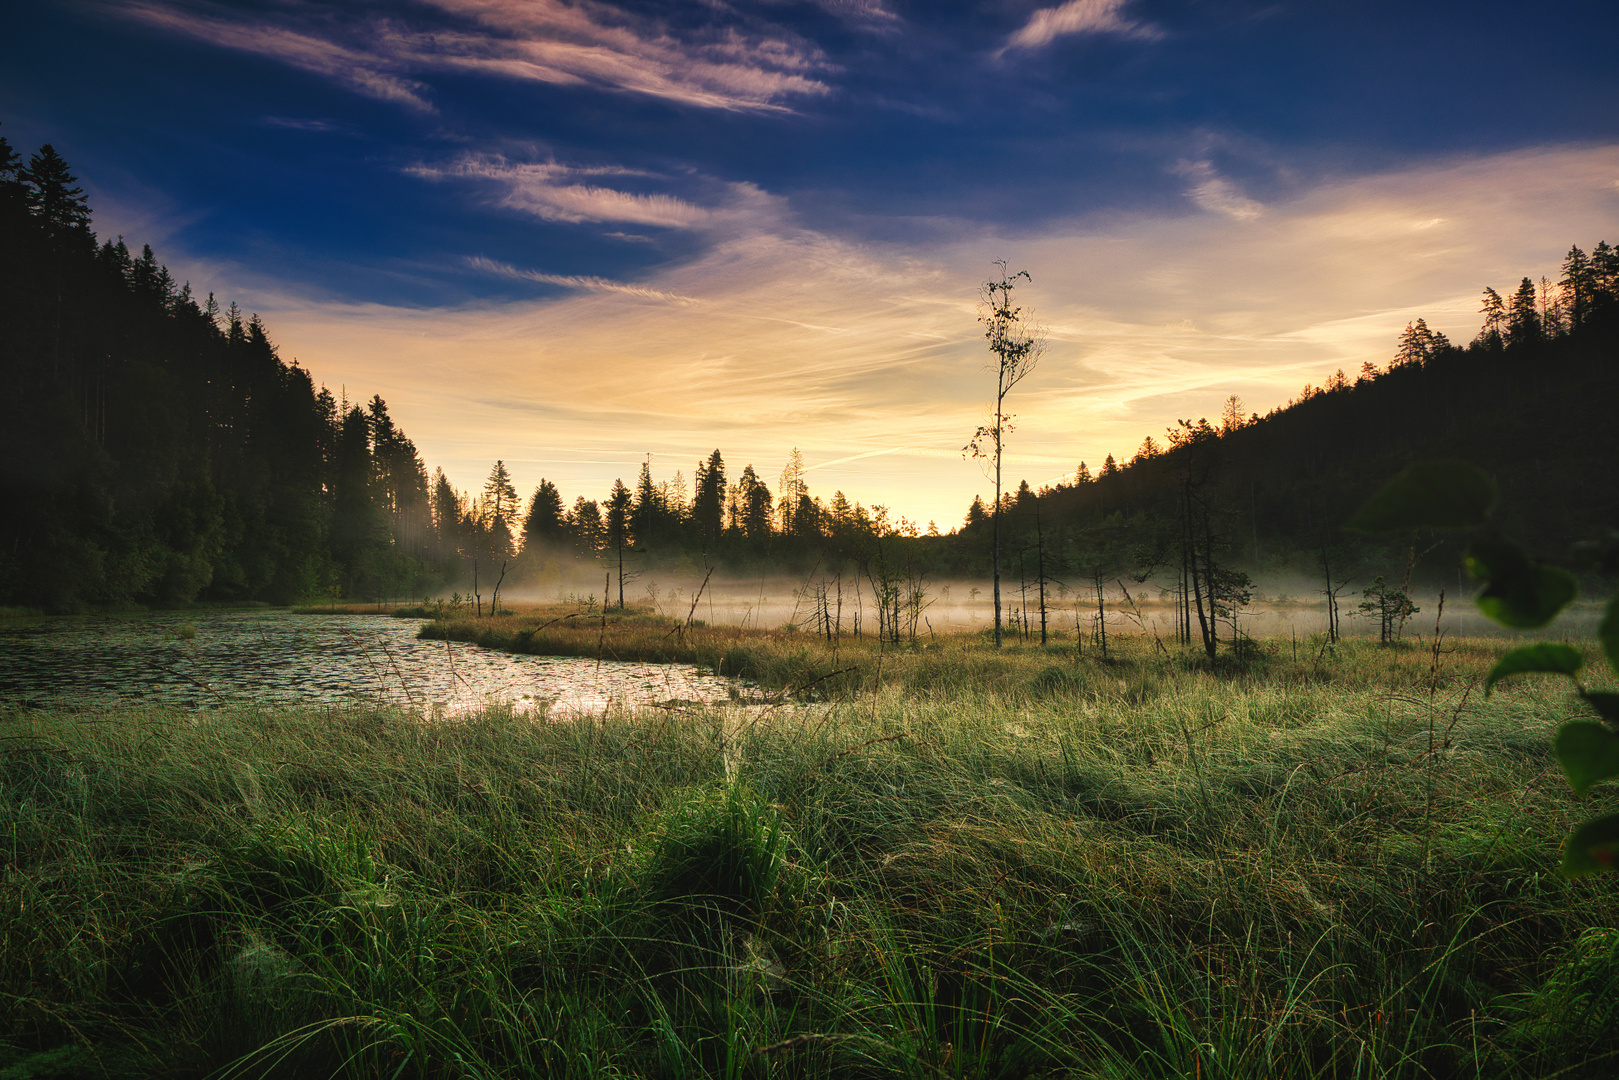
[3,634,1618,1077]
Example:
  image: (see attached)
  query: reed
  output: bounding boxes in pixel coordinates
[2,632,1615,1077]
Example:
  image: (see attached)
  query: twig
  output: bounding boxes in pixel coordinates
[754,1033,855,1057]
[821,733,911,768]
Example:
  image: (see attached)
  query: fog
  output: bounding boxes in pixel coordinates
[497,569,1604,643]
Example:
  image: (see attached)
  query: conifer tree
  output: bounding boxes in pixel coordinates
[605,479,633,608]
[691,449,726,548]
[1560,245,1595,329]
[1477,286,1506,347]
[1507,277,1541,346]
[22,144,92,251]
[482,460,518,526]
[522,481,566,550]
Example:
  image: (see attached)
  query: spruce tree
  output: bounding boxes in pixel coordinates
[22,144,92,251]
[1507,277,1541,346]
[522,480,566,550]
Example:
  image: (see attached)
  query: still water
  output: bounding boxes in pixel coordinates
[0,611,743,718]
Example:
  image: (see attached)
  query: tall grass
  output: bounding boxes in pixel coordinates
[3,634,1617,1077]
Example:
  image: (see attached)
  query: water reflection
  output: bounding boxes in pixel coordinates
[0,611,744,717]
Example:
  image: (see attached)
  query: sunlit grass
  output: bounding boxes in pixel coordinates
[3,633,1617,1076]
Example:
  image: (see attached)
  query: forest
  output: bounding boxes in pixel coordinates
[4,132,1616,616]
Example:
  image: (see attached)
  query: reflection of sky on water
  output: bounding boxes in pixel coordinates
[0,612,741,717]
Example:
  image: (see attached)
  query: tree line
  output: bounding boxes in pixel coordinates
[0,131,933,610]
[947,240,1619,651]
[4,128,1613,624]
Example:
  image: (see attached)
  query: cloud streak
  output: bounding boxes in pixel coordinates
[1002,0,1161,52]
[1176,160,1264,220]
[466,255,698,303]
[412,155,711,227]
[113,0,834,114]
[118,1,436,110]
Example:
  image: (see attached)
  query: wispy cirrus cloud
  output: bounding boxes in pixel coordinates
[466,255,698,303]
[410,154,711,227]
[1176,160,1264,220]
[112,0,833,113]
[1002,0,1161,52]
[801,0,901,31]
[118,1,436,110]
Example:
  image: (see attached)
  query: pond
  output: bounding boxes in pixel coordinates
[0,611,745,718]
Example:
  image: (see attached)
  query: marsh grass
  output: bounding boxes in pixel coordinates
[3,634,1618,1077]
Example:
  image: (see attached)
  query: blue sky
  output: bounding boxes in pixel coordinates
[4,0,1618,527]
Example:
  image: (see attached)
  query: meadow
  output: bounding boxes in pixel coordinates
[3,619,1618,1078]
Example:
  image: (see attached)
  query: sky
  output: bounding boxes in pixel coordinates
[3,0,1618,529]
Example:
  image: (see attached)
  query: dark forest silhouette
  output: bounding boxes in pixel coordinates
[3,131,1615,616]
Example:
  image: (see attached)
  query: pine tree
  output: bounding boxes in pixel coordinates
[1219,395,1247,434]
[632,458,663,549]
[738,465,773,546]
[691,449,726,548]
[778,448,807,534]
[605,479,633,608]
[1507,277,1541,347]
[0,133,27,218]
[482,460,518,527]
[1477,286,1506,348]
[22,144,93,251]
[1592,241,1618,306]
[1560,245,1595,329]
[568,496,604,559]
[1395,319,1434,367]
[522,481,566,551]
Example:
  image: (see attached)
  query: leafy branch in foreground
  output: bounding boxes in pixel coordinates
[1349,458,1619,873]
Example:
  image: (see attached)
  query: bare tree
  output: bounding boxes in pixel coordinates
[965,261,1044,648]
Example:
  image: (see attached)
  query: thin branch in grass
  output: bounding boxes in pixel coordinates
[766,666,860,706]
[821,733,912,768]
[753,1032,859,1056]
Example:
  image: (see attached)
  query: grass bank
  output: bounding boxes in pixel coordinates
[4,637,1618,1077]
[420,602,1520,702]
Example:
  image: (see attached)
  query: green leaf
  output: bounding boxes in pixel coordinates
[1555,720,1619,797]
[1560,812,1619,876]
[1602,595,1619,675]
[1467,538,1579,629]
[1483,642,1583,695]
[1344,460,1497,533]
[1583,691,1619,723]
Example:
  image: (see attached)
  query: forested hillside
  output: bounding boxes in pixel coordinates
[0,135,445,609]
[3,129,1613,615]
[952,245,1619,630]
[0,134,917,612]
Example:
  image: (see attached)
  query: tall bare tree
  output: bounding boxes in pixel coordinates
[964,261,1044,648]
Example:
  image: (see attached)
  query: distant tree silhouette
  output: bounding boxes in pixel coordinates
[1560,245,1595,330]
[691,449,726,550]
[738,464,773,548]
[1476,286,1506,348]
[1508,277,1541,347]
[22,144,92,251]
[522,480,566,551]
[604,479,632,608]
